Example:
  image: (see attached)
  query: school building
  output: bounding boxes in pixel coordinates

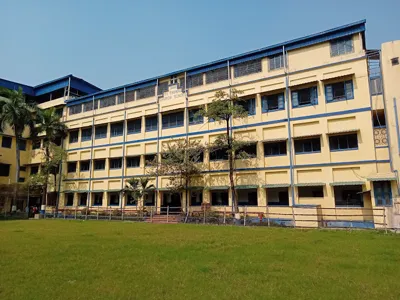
[1,20,400,228]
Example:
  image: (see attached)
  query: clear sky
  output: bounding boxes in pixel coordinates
[1,0,399,90]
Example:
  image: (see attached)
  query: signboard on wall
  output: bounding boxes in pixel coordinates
[162,84,185,101]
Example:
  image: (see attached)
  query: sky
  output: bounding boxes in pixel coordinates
[1,0,399,90]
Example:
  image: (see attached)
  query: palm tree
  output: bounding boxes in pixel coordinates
[35,107,68,208]
[0,87,37,211]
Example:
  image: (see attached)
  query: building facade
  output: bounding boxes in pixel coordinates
[1,20,400,228]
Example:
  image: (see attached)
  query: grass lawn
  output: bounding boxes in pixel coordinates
[1,221,400,300]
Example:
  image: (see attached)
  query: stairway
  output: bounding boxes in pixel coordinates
[146,214,182,224]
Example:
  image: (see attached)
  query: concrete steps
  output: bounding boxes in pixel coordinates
[145,214,182,224]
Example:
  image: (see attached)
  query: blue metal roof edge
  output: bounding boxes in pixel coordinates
[0,78,35,96]
[33,74,101,91]
[0,74,101,97]
[66,19,366,106]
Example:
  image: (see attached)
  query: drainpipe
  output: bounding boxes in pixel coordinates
[86,96,95,208]
[67,77,71,99]
[284,46,295,206]
[120,90,127,210]
[155,79,160,212]
[55,137,64,213]
[366,54,379,173]
[227,60,235,214]
[393,97,400,194]
[184,72,189,211]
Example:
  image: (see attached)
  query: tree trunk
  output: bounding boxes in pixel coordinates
[226,120,237,213]
[12,137,21,212]
[41,145,50,210]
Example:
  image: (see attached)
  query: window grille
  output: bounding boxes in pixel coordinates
[234,59,262,77]
[162,111,184,129]
[95,125,107,139]
[205,67,228,84]
[125,91,135,102]
[69,104,82,115]
[188,73,203,88]
[83,101,93,112]
[158,82,169,96]
[81,128,92,141]
[269,54,284,70]
[145,116,158,132]
[137,85,156,100]
[99,96,116,108]
[330,36,353,57]
[127,119,142,134]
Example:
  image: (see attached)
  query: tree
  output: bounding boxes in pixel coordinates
[147,139,205,209]
[27,144,67,207]
[123,177,155,207]
[35,107,68,208]
[0,87,37,211]
[199,89,251,214]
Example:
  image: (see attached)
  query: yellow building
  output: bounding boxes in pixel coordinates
[1,20,400,228]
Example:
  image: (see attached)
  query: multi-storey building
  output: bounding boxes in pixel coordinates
[1,20,400,228]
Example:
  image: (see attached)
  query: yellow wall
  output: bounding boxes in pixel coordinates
[1,33,399,226]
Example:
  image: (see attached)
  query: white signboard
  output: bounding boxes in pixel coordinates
[162,84,185,100]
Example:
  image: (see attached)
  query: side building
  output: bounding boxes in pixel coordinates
[1,20,400,228]
[0,75,101,210]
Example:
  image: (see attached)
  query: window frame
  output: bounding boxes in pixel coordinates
[93,193,103,206]
[269,54,284,71]
[80,161,90,172]
[95,125,108,140]
[110,122,124,137]
[261,93,285,113]
[188,108,204,125]
[162,111,184,129]
[264,141,287,157]
[210,147,229,161]
[126,156,140,168]
[18,140,26,151]
[373,181,392,206]
[67,162,77,173]
[65,193,74,207]
[329,133,358,152]
[237,98,256,116]
[81,128,92,142]
[127,118,142,134]
[108,192,120,206]
[0,164,10,177]
[94,159,106,171]
[291,86,318,108]
[330,36,354,57]
[233,59,262,78]
[69,131,79,144]
[145,116,158,132]
[2,136,12,148]
[205,67,229,84]
[325,80,354,103]
[294,137,321,154]
[109,158,122,170]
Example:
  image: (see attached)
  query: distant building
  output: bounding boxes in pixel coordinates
[1,20,400,228]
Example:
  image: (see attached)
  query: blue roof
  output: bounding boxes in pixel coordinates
[66,19,366,106]
[0,74,102,97]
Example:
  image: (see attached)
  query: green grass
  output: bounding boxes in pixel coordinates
[1,221,400,300]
